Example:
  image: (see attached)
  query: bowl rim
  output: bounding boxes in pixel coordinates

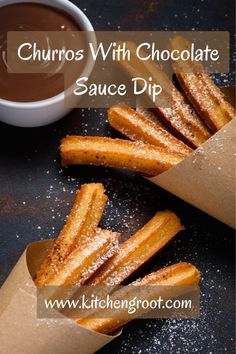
[0,0,96,108]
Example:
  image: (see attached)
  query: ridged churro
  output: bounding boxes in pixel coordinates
[108,103,193,157]
[60,136,184,176]
[79,262,200,334]
[136,105,171,130]
[117,41,211,148]
[170,36,235,132]
[86,211,184,286]
[39,229,119,286]
[35,183,108,286]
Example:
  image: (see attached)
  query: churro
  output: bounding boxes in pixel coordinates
[117,41,211,148]
[136,105,171,130]
[39,229,119,286]
[108,103,193,157]
[60,136,184,176]
[170,36,235,132]
[86,211,184,286]
[35,183,108,286]
[79,262,200,334]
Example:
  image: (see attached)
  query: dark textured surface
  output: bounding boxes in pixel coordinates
[0,0,235,353]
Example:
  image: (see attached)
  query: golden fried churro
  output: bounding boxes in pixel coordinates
[86,211,184,286]
[60,136,184,176]
[136,104,171,130]
[169,36,235,132]
[108,103,193,157]
[79,262,200,334]
[35,183,108,286]
[39,229,119,286]
[117,41,211,148]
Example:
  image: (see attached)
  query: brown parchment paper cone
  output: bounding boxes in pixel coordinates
[149,119,236,228]
[0,240,120,354]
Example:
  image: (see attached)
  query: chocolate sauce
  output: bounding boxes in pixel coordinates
[0,3,86,102]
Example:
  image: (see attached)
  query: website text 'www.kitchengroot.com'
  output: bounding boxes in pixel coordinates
[44,294,194,314]
[37,285,200,319]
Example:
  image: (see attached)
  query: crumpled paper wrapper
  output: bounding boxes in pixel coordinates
[0,240,120,354]
[148,118,235,228]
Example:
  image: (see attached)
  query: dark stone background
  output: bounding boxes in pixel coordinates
[0,0,235,353]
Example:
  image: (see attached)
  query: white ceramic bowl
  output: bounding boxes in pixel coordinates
[0,0,96,127]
